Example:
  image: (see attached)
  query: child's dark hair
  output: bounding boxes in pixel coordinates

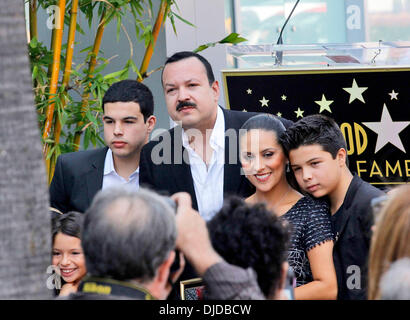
[281,114,348,161]
[51,211,84,245]
[208,196,290,298]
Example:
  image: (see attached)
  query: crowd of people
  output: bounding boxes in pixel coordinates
[48,51,409,300]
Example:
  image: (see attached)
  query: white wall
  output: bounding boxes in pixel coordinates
[165,0,227,109]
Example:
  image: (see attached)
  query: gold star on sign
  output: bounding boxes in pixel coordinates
[276,112,282,117]
[281,95,287,101]
[247,88,252,94]
[343,79,368,104]
[315,94,333,113]
[294,107,304,118]
[259,96,269,107]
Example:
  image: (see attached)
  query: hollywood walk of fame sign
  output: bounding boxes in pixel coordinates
[222,67,410,188]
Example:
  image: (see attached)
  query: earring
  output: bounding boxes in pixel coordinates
[286,162,290,173]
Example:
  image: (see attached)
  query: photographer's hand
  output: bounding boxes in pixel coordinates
[172,192,222,276]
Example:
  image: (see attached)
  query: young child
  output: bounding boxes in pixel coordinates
[281,114,384,300]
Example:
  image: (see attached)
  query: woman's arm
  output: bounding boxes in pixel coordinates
[294,240,338,300]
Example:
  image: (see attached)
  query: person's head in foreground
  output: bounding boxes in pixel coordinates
[281,114,351,206]
[208,196,290,299]
[378,258,410,300]
[368,185,410,300]
[52,211,86,296]
[81,186,178,300]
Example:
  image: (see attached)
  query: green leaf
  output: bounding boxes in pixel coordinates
[83,128,90,150]
[46,145,57,161]
[103,69,126,80]
[29,37,38,49]
[219,33,247,44]
[171,11,195,28]
[86,110,98,126]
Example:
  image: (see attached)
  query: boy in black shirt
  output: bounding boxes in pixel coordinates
[281,114,384,300]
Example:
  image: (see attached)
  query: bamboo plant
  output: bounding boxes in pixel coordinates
[26,0,246,184]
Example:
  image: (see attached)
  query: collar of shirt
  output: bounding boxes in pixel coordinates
[180,106,225,221]
[181,106,225,154]
[103,148,139,182]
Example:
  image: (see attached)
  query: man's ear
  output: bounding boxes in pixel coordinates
[336,148,347,166]
[156,250,175,285]
[146,115,156,134]
[211,80,220,102]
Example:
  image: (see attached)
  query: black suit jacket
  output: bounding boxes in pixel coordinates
[140,107,292,209]
[49,147,108,213]
[332,174,384,300]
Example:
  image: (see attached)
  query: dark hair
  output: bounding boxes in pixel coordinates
[240,113,286,144]
[162,51,215,86]
[102,79,154,122]
[281,114,348,161]
[51,211,84,245]
[82,187,176,282]
[208,197,290,298]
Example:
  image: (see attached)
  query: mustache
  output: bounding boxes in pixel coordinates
[176,101,197,111]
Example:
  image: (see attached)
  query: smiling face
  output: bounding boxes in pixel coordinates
[162,57,219,132]
[240,129,287,193]
[103,101,155,161]
[52,233,87,284]
[289,144,345,199]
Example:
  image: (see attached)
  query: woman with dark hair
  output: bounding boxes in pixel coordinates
[239,114,337,299]
[51,211,86,297]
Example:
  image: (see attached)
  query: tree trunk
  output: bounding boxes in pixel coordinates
[0,0,51,299]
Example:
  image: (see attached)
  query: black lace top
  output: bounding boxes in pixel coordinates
[281,196,334,287]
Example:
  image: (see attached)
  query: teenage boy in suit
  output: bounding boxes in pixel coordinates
[281,114,384,300]
[50,80,156,213]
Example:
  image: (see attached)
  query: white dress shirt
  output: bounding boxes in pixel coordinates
[182,107,225,221]
[102,148,140,191]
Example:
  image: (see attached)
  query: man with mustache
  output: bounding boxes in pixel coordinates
[50,80,156,214]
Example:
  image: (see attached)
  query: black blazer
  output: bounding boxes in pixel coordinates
[49,147,108,213]
[140,107,292,209]
[332,174,384,300]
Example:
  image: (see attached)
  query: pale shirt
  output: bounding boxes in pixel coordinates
[181,106,225,221]
[102,148,140,191]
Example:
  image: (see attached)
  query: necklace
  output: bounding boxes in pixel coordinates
[269,186,291,215]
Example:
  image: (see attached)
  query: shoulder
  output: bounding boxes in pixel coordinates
[294,196,330,216]
[56,147,107,167]
[222,108,255,129]
[356,177,384,199]
[349,175,385,210]
[142,127,178,151]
